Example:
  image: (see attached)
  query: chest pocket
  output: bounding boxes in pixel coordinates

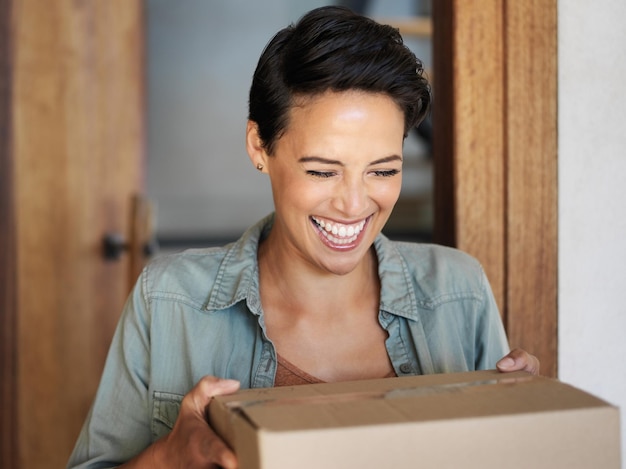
[152,391,184,441]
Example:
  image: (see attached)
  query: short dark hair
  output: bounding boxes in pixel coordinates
[248,6,431,155]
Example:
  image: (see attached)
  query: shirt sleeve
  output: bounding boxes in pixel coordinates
[67,270,153,468]
[474,266,510,370]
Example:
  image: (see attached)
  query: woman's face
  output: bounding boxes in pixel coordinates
[251,90,405,276]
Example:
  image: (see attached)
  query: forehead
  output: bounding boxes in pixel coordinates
[273,91,405,163]
[285,91,404,134]
[291,90,400,115]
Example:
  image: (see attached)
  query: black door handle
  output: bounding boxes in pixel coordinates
[102,233,158,261]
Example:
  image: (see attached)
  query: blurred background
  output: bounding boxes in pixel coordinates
[145,0,434,250]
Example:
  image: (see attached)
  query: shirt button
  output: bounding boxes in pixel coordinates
[399,363,412,374]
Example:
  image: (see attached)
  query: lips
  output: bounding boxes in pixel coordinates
[311,216,369,248]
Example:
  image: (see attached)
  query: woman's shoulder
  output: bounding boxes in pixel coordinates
[138,245,236,306]
[147,245,230,281]
[383,239,487,300]
[392,241,482,271]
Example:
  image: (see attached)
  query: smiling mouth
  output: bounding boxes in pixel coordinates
[310,216,369,246]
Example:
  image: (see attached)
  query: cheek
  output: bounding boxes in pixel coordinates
[276,177,328,212]
[294,182,333,209]
[376,180,403,208]
[270,167,300,202]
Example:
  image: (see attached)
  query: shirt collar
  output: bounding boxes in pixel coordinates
[205,214,273,314]
[374,234,421,322]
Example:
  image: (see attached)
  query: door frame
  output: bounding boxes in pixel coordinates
[0,0,17,466]
[432,1,558,377]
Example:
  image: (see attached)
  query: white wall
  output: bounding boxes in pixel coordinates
[558,1,626,465]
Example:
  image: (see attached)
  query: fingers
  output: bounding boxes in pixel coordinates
[120,376,241,468]
[153,376,241,469]
[189,378,239,468]
[202,424,238,469]
[189,376,240,414]
[190,377,240,467]
[496,348,540,375]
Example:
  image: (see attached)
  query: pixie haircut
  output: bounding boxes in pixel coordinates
[248,6,431,155]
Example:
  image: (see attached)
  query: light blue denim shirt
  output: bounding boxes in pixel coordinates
[67,213,509,468]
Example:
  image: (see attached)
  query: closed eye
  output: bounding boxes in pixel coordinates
[307,170,336,178]
[372,169,400,177]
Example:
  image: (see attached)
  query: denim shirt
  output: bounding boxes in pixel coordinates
[67,213,509,468]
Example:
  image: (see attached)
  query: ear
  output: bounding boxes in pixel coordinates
[246,120,268,172]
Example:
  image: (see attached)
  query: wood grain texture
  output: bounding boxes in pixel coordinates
[433,0,558,376]
[504,0,558,377]
[434,0,506,313]
[453,1,507,313]
[10,1,145,467]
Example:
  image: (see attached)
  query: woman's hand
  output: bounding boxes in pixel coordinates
[496,348,540,376]
[122,376,241,469]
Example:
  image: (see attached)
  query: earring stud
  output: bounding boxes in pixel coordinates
[256,163,264,171]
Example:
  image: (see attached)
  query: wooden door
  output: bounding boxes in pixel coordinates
[0,1,146,468]
[432,1,558,377]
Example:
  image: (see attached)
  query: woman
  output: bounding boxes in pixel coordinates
[68,6,538,468]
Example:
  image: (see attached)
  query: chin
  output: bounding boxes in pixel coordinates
[317,246,374,276]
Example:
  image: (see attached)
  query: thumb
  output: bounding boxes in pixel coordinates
[190,376,240,411]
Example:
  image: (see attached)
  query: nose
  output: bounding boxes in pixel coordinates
[331,175,369,217]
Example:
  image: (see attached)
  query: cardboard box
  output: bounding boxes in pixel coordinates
[208,370,621,469]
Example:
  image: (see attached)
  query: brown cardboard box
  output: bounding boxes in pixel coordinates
[208,370,621,469]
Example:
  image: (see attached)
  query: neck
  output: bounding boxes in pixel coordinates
[257,229,380,315]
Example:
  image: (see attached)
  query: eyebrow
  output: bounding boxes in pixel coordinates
[298,155,403,166]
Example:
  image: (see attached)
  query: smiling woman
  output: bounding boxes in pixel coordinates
[67,6,539,468]
[250,91,405,275]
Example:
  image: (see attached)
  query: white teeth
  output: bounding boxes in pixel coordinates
[311,216,367,243]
